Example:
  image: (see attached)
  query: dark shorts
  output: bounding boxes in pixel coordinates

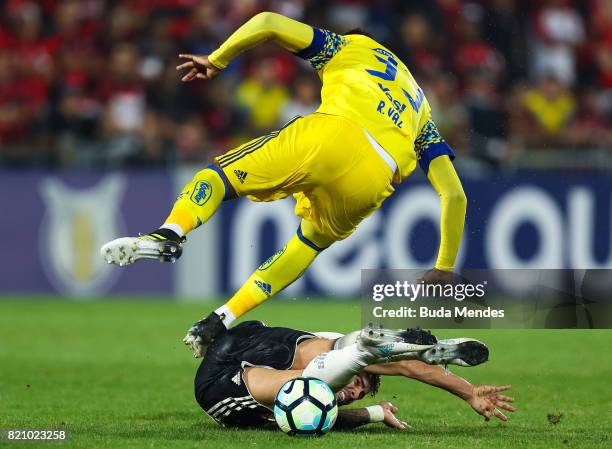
[194,321,314,427]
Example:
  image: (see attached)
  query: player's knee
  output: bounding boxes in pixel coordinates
[191,167,219,185]
[298,221,336,251]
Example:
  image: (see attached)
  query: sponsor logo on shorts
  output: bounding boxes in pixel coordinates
[233,169,248,183]
[257,246,286,271]
[190,181,212,206]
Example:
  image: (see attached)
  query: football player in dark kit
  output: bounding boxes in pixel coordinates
[194,322,515,430]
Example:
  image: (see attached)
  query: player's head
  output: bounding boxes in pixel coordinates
[335,372,381,406]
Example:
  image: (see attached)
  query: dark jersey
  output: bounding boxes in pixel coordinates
[194,320,314,427]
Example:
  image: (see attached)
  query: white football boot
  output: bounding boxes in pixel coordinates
[100,233,183,266]
[419,338,489,367]
[357,323,437,363]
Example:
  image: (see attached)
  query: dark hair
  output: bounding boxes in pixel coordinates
[344,28,375,39]
[365,372,381,397]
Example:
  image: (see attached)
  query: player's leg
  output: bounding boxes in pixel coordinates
[244,345,381,407]
[303,326,442,389]
[161,164,234,237]
[179,117,338,354]
[102,116,309,267]
[100,163,233,265]
[190,123,397,351]
[243,368,305,407]
[315,326,488,367]
[220,220,334,322]
[184,220,336,356]
[221,114,397,325]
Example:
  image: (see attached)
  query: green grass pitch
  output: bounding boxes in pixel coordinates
[1,298,610,449]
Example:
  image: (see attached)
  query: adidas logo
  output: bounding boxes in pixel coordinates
[234,169,248,183]
[254,280,272,296]
[231,372,241,385]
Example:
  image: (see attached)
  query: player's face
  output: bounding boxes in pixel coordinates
[335,373,372,406]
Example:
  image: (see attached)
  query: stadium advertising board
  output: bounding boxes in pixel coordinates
[1,170,611,298]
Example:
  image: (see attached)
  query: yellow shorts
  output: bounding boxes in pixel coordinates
[216,113,395,242]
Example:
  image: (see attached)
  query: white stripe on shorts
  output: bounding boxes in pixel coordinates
[363,129,398,174]
[212,399,259,418]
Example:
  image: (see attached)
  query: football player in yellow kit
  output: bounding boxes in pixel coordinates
[101,12,467,357]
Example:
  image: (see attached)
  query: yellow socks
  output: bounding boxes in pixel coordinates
[215,228,325,326]
[162,166,229,236]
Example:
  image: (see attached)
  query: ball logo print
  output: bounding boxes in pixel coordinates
[273,377,338,437]
[39,175,126,296]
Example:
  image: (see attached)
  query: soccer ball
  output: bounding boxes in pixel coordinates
[273,377,338,437]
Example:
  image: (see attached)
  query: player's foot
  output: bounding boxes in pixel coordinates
[357,323,437,361]
[419,338,489,367]
[100,230,184,266]
[182,311,228,358]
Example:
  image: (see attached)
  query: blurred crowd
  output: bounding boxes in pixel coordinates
[1,0,612,169]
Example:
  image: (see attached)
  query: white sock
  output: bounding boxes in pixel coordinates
[302,344,373,391]
[214,305,236,328]
[160,223,185,238]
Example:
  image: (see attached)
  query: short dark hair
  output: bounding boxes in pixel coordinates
[365,372,381,397]
[344,28,375,39]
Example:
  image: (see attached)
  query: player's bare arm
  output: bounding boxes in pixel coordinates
[334,402,410,430]
[365,360,515,422]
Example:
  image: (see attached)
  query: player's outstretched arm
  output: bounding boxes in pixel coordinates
[420,155,467,283]
[367,359,473,397]
[176,12,313,81]
[365,360,515,421]
[209,12,314,68]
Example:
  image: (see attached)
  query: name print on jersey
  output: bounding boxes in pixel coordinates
[366,47,425,129]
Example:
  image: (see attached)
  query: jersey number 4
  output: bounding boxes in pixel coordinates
[366,49,424,113]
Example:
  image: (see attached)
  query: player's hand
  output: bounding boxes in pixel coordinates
[176,54,221,82]
[417,268,453,285]
[380,401,411,430]
[467,384,516,422]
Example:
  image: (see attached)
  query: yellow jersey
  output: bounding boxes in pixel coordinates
[295,28,454,183]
